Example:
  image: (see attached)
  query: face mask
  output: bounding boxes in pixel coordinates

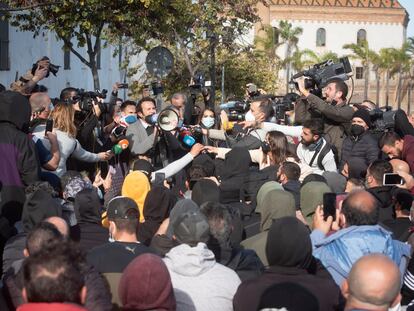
[124,115,138,124]
[261,141,271,154]
[201,116,215,128]
[350,124,365,137]
[49,102,54,112]
[245,110,255,122]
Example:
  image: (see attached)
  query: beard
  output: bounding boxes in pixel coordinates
[300,138,311,146]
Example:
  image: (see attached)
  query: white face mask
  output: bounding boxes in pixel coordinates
[201,116,215,128]
[245,110,255,122]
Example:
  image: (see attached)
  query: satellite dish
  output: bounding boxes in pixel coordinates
[145,46,174,78]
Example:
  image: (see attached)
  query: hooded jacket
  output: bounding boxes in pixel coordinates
[241,189,296,266]
[234,217,341,311]
[3,189,62,274]
[74,189,108,251]
[122,171,151,222]
[164,242,240,311]
[402,135,414,173]
[311,225,411,286]
[138,186,177,246]
[0,91,39,224]
[300,181,331,226]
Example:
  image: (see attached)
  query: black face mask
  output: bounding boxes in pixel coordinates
[350,124,365,137]
[261,141,271,154]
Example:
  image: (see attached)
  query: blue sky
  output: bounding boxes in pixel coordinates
[399,0,414,37]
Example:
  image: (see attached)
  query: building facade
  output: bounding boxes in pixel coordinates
[254,0,410,109]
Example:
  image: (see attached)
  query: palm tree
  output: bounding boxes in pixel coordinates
[370,50,382,106]
[277,21,303,93]
[378,48,395,107]
[343,40,377,100]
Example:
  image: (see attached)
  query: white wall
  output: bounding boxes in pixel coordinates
[274,20,405,55]
[0,25,129,98]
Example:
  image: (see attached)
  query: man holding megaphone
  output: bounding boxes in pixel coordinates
[126,97,159,159]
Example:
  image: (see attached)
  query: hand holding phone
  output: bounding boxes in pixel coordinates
[45,119,53,136]
[323,192,337,221]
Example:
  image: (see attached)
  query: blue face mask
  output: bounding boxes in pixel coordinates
[124,115,138,124]
[201,116,215,128]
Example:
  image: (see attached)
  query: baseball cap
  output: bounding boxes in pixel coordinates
[107,196,139,220]
[172,209,210,246]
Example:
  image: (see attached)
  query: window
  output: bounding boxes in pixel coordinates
[0,15,9,71]
[356,67,364,79]
[96,38,101,69]
[357,29,367,45]
[63,46,70,70]
[272,27,279,46]
[316,28,326,47]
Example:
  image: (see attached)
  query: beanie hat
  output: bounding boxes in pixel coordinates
[353,109,372,128]
[172,209,210,246]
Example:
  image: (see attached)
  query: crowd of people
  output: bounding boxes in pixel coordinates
[1,59,414,310]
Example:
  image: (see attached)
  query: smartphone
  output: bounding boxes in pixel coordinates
[383,173,403,186]
[118,83,128,89]
[153,172,165,186]
[45,119,53,136]
[323,192,337,221]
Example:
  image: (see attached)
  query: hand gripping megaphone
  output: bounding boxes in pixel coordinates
[145,108,179,132]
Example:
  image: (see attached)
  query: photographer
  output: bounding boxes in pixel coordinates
[294,77,354,159]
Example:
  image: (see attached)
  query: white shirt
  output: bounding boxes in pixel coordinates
[296,138,337,175]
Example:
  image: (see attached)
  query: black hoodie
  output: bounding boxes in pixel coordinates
[0,91,40,225]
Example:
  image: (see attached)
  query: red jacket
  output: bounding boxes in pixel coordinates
[17,303,87,311]
[403,135,414,174]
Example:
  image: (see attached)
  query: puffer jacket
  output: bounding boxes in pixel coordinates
[340,131,379,170]
[311,225,411,286]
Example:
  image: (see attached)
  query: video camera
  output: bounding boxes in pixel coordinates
[369,107,397,133]
[74,89,108,113]
[291,57,352,95]
[272,93,299,122]
[219,101,251,122]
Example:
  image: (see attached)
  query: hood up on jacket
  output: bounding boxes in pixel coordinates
[257,189,296,232]
[191,179,220,206]
[0,91,31,132]
[122,171,151,222]
[164,242,215,277]
[300,181,331,226]
[74,188,103,224]
[22,189,62,233]
[256,181,283,209]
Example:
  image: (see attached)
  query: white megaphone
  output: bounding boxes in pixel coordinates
[157,108,179,131]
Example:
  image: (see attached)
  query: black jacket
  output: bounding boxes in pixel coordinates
[340,131,379,170]
[283,180,301,211]
[368,186,395,222]
[0,91,39,225]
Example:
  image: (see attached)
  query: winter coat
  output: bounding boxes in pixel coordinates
[368,186,394,222]
[311,225,411,286]
[403,135,414,173]
[164,243,241,311]
[0,91,39,224]
[340,131,379,171]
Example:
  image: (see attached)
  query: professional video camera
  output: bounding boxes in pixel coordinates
[291,57,352,95]
[31,56,60,77]
[272,93,299,122]
[74,89,108,113]
[219,101,250,122]
[369,107,397,133]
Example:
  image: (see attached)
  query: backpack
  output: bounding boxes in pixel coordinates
[308,139,336,171]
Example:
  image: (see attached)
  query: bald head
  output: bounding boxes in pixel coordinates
[341,190,379,227]
[343,254,401,310]
[390,159,410,175]
[45,217,69,238]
